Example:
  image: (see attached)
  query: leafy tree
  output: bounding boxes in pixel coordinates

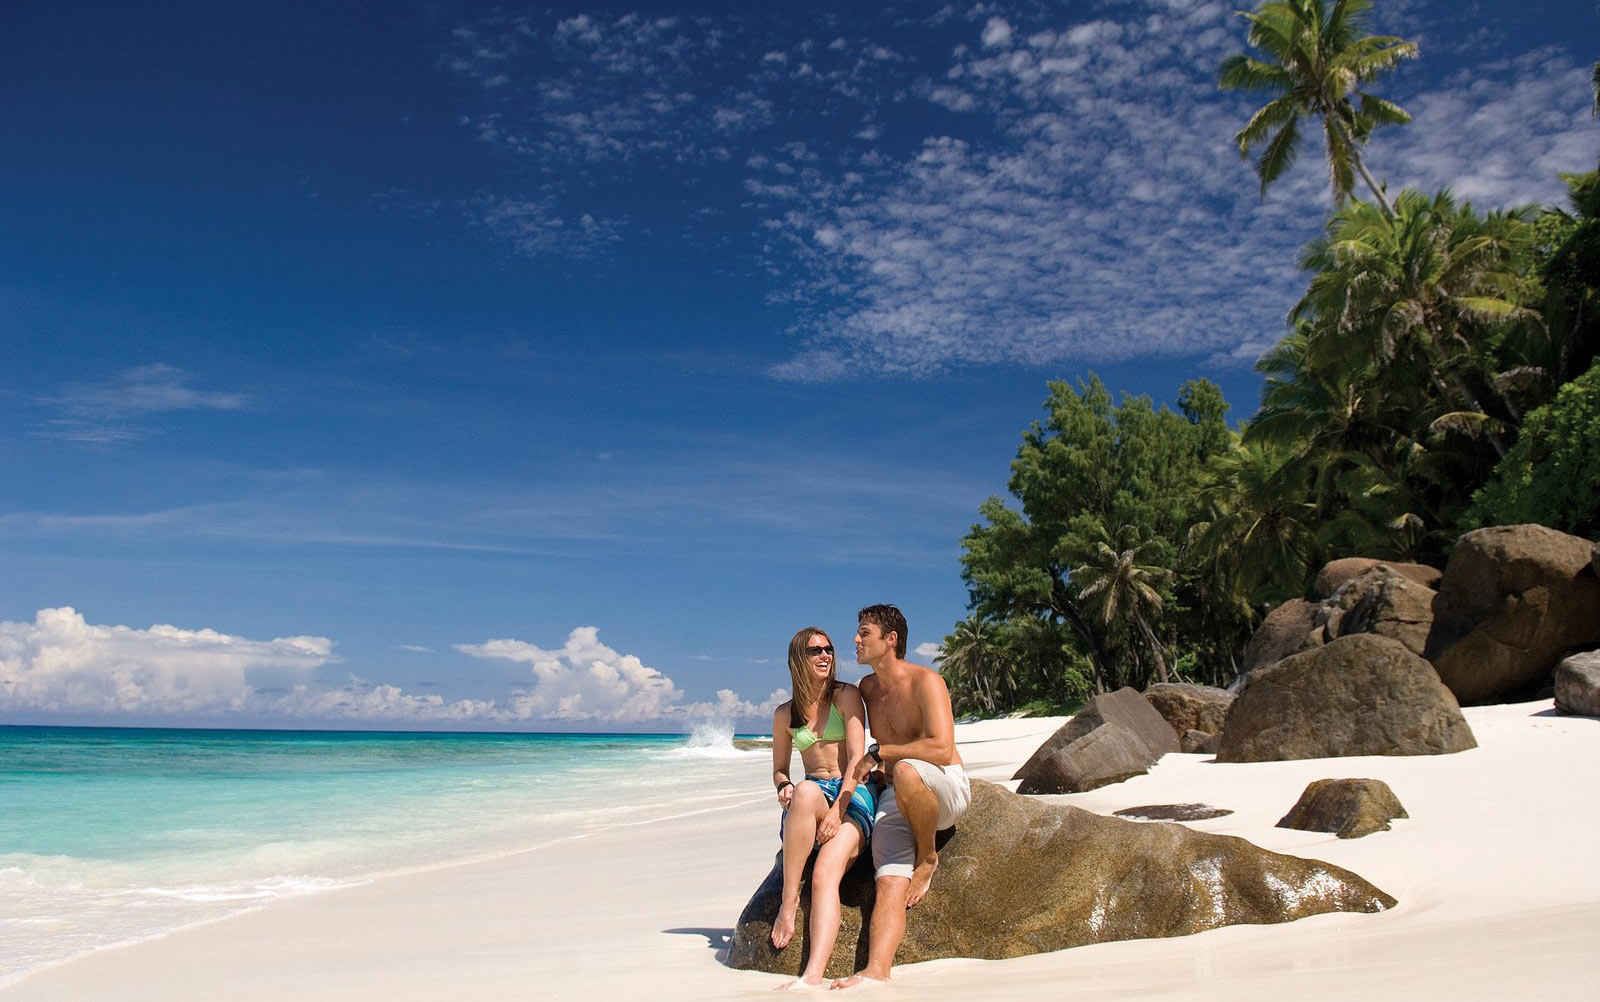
[1532,167,1600,388]
[1466,360,1600,538]
[959,376,1236,698]
[1219,0,1417,212]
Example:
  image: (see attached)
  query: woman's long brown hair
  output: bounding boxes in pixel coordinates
[786,626,836,730]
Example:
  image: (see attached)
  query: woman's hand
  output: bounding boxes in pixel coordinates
[816,806,843,844]
[777,781,794,809]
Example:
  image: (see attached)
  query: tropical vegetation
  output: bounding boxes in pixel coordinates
[940,7,1599,716]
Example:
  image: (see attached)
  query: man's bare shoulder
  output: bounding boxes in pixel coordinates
[909,664,950,693]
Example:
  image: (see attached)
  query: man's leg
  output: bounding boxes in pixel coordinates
[833,875,909,988]
[888,760,941,907]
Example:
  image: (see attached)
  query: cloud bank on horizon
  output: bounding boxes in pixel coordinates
[0,609,781,729]
[441,0,1596,379]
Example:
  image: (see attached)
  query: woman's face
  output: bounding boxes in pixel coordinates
[805,633,835,679]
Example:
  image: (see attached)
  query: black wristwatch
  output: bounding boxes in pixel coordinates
[866,743,882,765]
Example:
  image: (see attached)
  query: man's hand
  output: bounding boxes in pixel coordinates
[851,754,876,785]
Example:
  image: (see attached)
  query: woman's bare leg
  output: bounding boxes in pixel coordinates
[771,780,828,950]
[794,822,861,986]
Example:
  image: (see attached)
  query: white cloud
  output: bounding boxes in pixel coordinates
[36,364,248,443]
[0,607,333,716]
[914,641,943,663]
[981,17,1014,48]
[457,626,779,724]
[0,610,781,728]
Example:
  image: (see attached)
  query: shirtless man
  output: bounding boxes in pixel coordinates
[834,604,971,989]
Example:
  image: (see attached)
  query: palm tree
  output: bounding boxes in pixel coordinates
[1070,525,1174,688]
[1219,0,1417,214]
[1293,189,1539,458]
[939,615,1016,715]
[1189,442,1323,609]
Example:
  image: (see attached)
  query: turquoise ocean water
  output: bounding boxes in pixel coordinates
[0,724,769,985]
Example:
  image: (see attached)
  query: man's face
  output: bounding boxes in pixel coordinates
[854,621,893,665]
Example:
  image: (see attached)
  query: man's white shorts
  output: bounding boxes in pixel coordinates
[870,760,972,879]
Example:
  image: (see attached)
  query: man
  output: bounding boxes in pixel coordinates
[834,604,971,989]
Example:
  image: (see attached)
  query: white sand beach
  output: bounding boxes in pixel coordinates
[6,702,1597,1002]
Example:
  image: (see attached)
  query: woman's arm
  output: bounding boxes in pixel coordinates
[771,704,796,809]
[819,686,868,842]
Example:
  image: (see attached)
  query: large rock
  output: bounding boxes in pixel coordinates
[1016,721,1160,794]
[1314,557,1441,598]
[1277,779,1409,839]
[1554,651,1600,717]
[1218,634,1477,763]
[1425,525,1600,705]
[1143,683,1233,738]
[1240,598,1319,675]
[1313,564,1437,659]
[729,781,1396,978]
[1013,687,1179,794]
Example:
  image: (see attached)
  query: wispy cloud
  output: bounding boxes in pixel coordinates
[434,1,1593,375]
[1375,47,1596,209]
[767,6,1596,378]
[0,447,983,567]
[34,364,248,444]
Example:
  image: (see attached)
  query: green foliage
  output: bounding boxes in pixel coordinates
[1240,188,1547,567]
[1466,361,1600,538]
[958,376,1240,703]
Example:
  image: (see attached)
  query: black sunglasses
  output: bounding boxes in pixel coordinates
[805,645,835,656]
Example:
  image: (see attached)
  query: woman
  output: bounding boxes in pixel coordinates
[768,625,876,988]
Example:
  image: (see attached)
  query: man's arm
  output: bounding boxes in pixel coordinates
[877,669,958,766]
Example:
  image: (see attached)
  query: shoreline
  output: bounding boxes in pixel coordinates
[5,709,1597,1000]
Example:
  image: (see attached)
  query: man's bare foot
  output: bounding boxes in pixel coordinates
[906,854,939,907]
[830,972,889,990]
[770,899,799,950]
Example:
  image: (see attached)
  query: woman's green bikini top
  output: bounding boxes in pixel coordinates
[791,702,846,752]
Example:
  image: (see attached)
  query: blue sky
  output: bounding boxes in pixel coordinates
[2,0,1594,730]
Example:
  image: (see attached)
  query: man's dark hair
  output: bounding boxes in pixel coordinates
[857,604,908,659]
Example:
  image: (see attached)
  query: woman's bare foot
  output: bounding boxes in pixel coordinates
[771,899,799,949]
[906,854,939,907]
[830,972,889,990]
[775,975,827,991]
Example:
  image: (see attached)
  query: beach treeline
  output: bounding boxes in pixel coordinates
[942,0,1600,715]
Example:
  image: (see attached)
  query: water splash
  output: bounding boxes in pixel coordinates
[660,722,756,760]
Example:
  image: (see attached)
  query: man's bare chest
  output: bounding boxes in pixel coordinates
[864,688,924,741]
